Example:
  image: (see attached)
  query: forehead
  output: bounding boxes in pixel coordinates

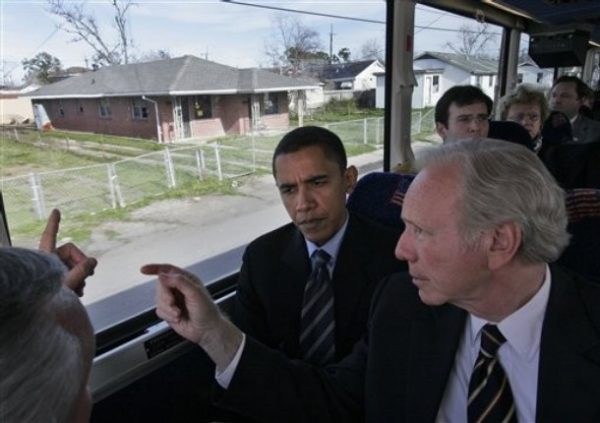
[508,102,540,112]
[448,101,488,117]
[403,162,461,221]
[274,145,339,179]
[552,82,577,95]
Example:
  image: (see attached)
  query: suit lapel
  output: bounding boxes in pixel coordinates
[279,228,311,353]
[405,305,467,421]
[536,266,600,422]
[332,215,376,344]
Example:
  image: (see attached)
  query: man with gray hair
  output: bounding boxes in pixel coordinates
[148,139,600,422]
[0,247,96,423]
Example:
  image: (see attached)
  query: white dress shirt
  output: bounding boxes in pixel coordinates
[436,265,552,423]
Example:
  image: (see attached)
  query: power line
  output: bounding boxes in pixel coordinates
[220,0,385,24]
[220,0,502,35]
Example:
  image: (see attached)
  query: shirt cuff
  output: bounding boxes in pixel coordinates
[215,333,246,389]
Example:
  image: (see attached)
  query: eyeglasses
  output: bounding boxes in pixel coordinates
[507,113,540,122]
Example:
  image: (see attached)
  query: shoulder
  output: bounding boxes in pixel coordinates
[550,265,600,325]
[369,272,428,318]
[244,222,299,254]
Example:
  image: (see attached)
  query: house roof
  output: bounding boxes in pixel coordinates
[414,52,498,75]
[29,55,318,99]
[305,60,383,82]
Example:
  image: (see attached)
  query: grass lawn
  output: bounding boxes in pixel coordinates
[1,115,385,244]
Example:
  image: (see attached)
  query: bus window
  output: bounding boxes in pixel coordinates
[0,2,388,327]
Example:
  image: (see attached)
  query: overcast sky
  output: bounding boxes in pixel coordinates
[1,1,504,84]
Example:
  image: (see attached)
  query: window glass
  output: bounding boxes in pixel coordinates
[262,93,279,115]
[99,98,111,118]
[193,95,212,119]
[1,1,387,312]
[132,99,148,119]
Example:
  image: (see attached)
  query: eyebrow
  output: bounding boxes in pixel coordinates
[277,174,328,190]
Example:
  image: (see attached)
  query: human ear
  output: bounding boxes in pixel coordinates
[487,222,522,270]
[344,165,358,194]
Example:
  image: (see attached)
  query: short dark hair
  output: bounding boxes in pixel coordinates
[272,126,348,175]
[435,85,493,126]
[552,75,591,100]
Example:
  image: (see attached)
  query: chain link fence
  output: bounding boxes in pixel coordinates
[2,117,400,234]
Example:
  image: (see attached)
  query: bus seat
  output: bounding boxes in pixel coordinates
[488,120,535,151]
[347,172,415,230]
[556,188,600,283]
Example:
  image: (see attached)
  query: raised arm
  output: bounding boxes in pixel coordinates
[39,209,97,296]
[141,263,243,371]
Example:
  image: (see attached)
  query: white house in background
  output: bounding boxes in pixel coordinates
[0,84,39,124]
[517,60,554,88]
[412,52,498,105]
[306,59,385,91]
[375,51,498,109]
[375,53,557,110]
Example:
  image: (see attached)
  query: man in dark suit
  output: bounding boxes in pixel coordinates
[149,139,600,422]
[549,75,600,144]
[231,126,404,362]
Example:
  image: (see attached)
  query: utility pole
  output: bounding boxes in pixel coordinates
[329,24,335,64]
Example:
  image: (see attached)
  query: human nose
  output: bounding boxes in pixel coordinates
[469,117,483,133]
[395,229,415,262]
[295,185,314,211]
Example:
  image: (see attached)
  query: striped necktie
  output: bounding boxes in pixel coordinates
[299,249,335,365]
[467,324,517,423]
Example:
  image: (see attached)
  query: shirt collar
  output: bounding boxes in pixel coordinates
[468,265,551,361]
[305,212,349,268]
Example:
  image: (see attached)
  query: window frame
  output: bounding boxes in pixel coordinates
[98,98,112,118]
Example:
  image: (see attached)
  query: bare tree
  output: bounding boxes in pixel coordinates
[264,15,323,75]
[445,23,496,60]
[359,38,384,62]
[46,0,135,66]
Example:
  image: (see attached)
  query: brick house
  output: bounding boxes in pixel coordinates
[28,55,318,142]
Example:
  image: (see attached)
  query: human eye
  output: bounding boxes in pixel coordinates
[310,176,328,186]
[456,115,470,124]
[279,185,295,195]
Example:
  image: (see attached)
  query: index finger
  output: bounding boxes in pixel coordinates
[39,209,60,252]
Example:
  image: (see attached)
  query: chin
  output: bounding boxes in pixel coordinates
[417,290,446,306]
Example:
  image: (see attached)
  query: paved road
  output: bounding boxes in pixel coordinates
[81,144,449,305]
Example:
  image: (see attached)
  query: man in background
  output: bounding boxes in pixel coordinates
[549,75,600,144]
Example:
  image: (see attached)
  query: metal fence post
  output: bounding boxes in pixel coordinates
[107,163,125,208]
[29,173,46,220]
[164,148,176,187]
[363,118,368,144]
[195,149,204,180]
[251,132,257,172]
[214,144,223,181]
[14,129,19,141]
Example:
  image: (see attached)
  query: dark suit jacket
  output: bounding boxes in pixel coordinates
[572,115,600,144]
[218,265,600,423]
[230,212,405,362]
